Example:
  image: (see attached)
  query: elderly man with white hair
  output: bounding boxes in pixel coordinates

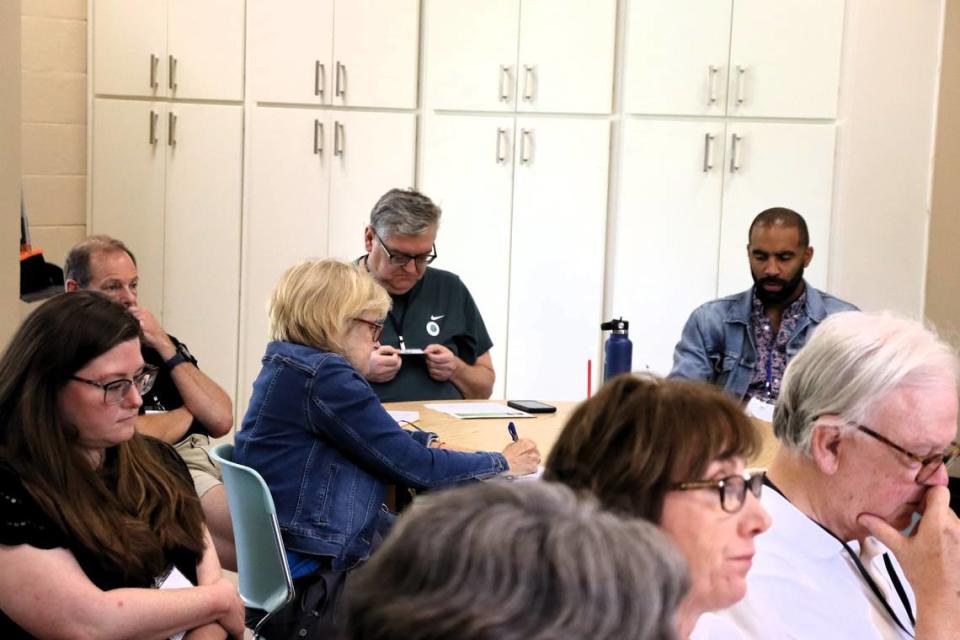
[720,311,960,640]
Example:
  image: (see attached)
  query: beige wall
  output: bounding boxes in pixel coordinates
[1,1,23,347]
[20,0,87,311]
[926,0,960,344]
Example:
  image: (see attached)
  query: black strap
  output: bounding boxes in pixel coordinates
[764,477,915,638]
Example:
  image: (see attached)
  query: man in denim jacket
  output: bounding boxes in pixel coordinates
[670,208,857,402]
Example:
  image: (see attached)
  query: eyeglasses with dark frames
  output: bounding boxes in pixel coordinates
[353,317,385,343]
[70,365,159,406]
[854,423,960,483]
[671,468,766,514]
[374,230,437,268]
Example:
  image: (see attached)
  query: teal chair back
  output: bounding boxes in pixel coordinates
[210,443,295,637]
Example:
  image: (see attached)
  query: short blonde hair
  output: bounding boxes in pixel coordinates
[269,259,391,354]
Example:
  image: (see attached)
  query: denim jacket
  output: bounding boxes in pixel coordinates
[234,341,508,571]
[668,283,857,400]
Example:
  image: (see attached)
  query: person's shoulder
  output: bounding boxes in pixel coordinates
[0,460,63,549]
[811,287,859,312]
[422,266,466,288]
[263,340,345,375]
[688,289,749,323]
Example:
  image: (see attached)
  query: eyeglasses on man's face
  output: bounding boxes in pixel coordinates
[671,468,766,514]
[374,230,437,269]
[853,423,960,483]
[353,317,385,343]
[70,365,159,405]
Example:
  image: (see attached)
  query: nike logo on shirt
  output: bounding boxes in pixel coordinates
[430,314,445,321]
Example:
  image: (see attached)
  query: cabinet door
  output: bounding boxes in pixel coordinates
[168,0,245,100]
[90,99,166,315]
[516,0,617,114]
[332,0,420,108]
[239,107,332,415]
[727,0,844,118]
[422,0,520,111]
[623,0,732,116]
[507,118,610,400]
[247,0,333,104]
[92,0,167,97]
[327,111,417,260]
[420,114,516,399]
[610,119,726,375]
[717,123,837,296]
[163,104,243,400]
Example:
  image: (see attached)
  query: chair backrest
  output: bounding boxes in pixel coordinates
[210,443,294,617]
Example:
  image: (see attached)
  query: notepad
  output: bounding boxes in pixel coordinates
[424,402,534,419]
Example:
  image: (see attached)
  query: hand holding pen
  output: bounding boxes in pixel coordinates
[501,421,540,475]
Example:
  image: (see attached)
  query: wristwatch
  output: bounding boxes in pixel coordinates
[163,342,194,371]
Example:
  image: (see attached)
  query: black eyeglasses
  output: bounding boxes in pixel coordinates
[70,366,159,405]
[671,468,766,514]
[854,423,960,483]
[353,317,385,343]
[374,230,437,268]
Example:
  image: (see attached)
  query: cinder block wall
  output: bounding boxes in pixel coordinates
[20,0,87,316]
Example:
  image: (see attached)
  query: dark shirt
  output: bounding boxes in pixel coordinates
[746,290,807,401]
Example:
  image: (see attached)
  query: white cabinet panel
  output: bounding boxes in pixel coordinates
[92,0,167,97]
[327,111,417,260]
[247,0,333,104]
[728,0,844,118]
[623,0,732,116]
[333,0,420,108]
[420,114,516,399]
[90,99,166,315]
[610,119,726,375]
[423,0,520,111]
[168,0,245,101]
[717,122,837,296]
[517,0,616,114]
[162,104,243,397]
[507,118,610,400]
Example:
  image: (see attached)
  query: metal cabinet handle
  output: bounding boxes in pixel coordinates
[313,119,323,155]
[729,133,742,172]
[149,54,159,89]
[520,128,532,164]
[315,61,325,98]
[334,121,344,156]
[735,65,746,105]
[149,110,159,145]
[499,65,511,102]
[168,112,177,147]
[707,65,718,105]
[522,65,534,101]
[335,61,345,98]
[702,133,715,172]
[495,127,507,163]
[168,55,178,90]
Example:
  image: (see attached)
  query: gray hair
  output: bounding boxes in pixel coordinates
[369,188,441,239]
[775,311,960,452]
[344,481,688,640]
[63,235,137,288]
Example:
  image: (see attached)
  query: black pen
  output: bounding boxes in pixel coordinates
[507,421,519,442]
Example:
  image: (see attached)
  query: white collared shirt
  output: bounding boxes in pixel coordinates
[714,488,916,639]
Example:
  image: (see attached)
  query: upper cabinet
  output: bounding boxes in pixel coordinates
[92,0,244,100]
[624,0,844,118]
[424,0,617,114]
[247,0,419,108]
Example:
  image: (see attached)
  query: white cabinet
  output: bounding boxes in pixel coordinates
[424,0,617,114]
[247,0,419,108]
[421,114,609,400]
[91,99,243,397]
[624,0,844,118]
[610,119,836,375]
[92,0,244,100]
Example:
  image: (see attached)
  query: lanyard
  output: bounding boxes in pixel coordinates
[386,281,422,352]
[765,478,915,638]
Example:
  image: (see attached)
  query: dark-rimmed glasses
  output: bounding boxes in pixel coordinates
[70,366,159,405]
[854,423,960,483]
[374,230,437,268]
[671,468,766,514]
[353,317,385,343]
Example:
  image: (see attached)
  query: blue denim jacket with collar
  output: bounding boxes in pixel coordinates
[668,283,858,400]
[234,341,508,571]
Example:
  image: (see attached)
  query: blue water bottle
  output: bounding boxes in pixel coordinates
[601,318,633,382]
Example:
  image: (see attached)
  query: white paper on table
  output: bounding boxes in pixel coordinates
[511,465,545,482]
[387,410,421,426]
[424,402,533,419]
[745,396,776,422]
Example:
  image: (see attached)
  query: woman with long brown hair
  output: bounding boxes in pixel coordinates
[0,292,244,639]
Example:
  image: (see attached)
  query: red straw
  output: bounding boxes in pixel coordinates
[587,359,592,398]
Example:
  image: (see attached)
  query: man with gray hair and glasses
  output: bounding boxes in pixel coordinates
[359,188,495,401]
[719,311,960,639]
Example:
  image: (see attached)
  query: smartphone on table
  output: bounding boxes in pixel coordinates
[507,400,557,414]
